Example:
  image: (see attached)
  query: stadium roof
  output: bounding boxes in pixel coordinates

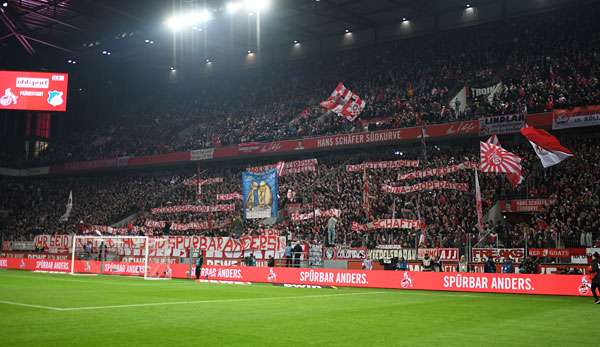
[0,0,596,69]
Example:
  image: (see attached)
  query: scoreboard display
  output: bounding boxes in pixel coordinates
[0,70,69,112]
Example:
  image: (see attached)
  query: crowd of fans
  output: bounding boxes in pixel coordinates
[2,5,600,267]
[2,133,599,257]
[14,4,598,167]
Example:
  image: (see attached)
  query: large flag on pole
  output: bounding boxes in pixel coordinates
[320,82,366,122]
[520,125,573,168]
[59,191,73,222]
[485,135,523,188]
[475,171,483,231]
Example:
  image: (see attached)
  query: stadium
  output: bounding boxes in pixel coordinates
[1,0,599,345]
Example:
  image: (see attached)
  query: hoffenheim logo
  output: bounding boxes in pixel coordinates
[47,90,64,107]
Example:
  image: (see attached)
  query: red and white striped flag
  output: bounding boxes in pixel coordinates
[520,125,573,168]
[485,135,523,187]
[320,82,366,122]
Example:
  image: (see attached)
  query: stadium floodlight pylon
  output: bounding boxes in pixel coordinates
[70,235,171,280]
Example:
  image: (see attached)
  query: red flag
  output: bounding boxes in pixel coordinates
[520,125,573,168]
[480,137,523,188]
[320,82,365,122]
[485,135,523,187]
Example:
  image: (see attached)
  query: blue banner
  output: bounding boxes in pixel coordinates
[242,168,278,219]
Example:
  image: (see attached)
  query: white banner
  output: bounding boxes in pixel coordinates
[247,159,317,176]
[398,162,478,180]
[291,209,341,221]
[151,204,235,214]
[479,113,524,136]
[382,181,469,194]
[346,160,420,172]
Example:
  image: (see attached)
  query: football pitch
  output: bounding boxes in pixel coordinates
[0,269,596,346]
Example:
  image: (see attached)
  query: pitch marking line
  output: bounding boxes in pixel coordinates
[0,291,392,312]
[0,300,64,311]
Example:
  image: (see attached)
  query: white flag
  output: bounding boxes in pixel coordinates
[59,191,73,222]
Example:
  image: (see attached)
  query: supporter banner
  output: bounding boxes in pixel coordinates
[479,113,525,136]
[346,160,420,172]
[33,234,71,252]
[369,247,417,261]
[247,159,318,176]
[498,199,554,213]
[242,169,278,219]
[398,162,478,181]
[190,148,215,161]
[417,248,460,261]
[0,70,69,112]
[552,105,600,130]
[151,204,235,214]
[471,248,525,262]
[145,220,212,231]
[291,208,341,221]
[216,193,243,201]
[183,177,224,186]
[323,247,368,260]
[351,219,424,231]
[32,235,286,257]
[4,241,35,251]
[528,248,586,258]
[382,181,469,194]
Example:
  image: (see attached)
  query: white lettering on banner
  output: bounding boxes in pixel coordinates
[382,181,469,194]
[35,260,70,271]
[16,77,49,89]
[200,268,243,279]
[316,130,407,148]
[19,91,44,97]
[299,270,368,285]
[0,259,7,268]
[443,274,533,291]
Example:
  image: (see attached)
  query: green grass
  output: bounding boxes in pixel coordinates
[0,269,596,346]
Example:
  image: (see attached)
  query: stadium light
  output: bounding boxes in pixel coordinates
[345,28,351,34]
[227,0,271,14]
[170,66,176,71]
[465,3,471,8]
[2,2,7,8]
[293,40,299,45]
[166,9,213,32]
[402,17,407,22]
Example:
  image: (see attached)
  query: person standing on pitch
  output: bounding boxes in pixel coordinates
[195,252,204,280]
[591,252,600,304]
